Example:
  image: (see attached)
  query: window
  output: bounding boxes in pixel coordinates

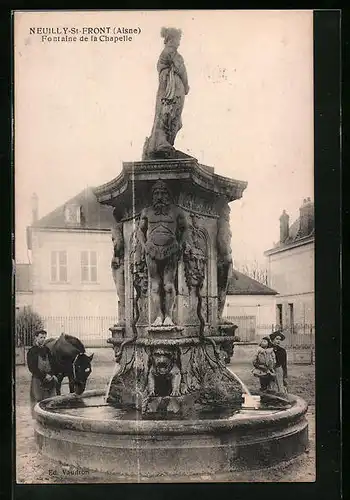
[288,303,294,333]
[51,251,67,282]
[276,304,283,328]
[64,203,81,224]
[81,251,97,282]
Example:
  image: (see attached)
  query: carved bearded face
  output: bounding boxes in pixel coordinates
[152,348,174,375]
[152,187,170,211]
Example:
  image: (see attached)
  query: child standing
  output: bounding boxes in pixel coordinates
[252,337,276,392]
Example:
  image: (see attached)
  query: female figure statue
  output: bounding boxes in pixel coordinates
[111,208,126,326]
[143,27,190,159]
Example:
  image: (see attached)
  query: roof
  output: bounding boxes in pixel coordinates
[15,263,32,292]
[282,217,315,245]
[32,187,115,230]
[227,271,277,296]
[265,200,314,255]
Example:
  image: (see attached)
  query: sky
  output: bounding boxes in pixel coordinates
[14,10,314,267]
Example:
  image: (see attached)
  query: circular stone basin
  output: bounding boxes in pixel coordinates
[34,390,309,477]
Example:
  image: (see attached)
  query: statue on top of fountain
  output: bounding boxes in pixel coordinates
[143,27,190,160]
[137,179,189,327]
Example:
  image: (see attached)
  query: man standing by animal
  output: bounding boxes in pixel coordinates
[138,180,188,327]
[27,330,57,417]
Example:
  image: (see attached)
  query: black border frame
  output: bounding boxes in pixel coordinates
[0,8,342,500]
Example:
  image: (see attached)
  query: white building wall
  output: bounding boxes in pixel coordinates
[32,290,117,318]
[224,294,276,337]
[267,240,314,331]
[31,228,118,318]
[15,292,33,309]
[268,241,314,296]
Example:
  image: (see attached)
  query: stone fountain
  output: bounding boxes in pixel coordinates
[34,27,308,479]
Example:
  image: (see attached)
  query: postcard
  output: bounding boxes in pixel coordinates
[14,9,315,483]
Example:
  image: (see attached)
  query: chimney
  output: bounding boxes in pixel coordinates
[31,193,38,223]
[299,197,314,236]
[279,209,289,243]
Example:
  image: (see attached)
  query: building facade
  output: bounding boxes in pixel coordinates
[224,271,277,339]
[265,198,314,334]
[21,188,118,343]
[15,263,33,309]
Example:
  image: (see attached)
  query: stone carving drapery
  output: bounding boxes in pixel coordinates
[143,27,189,159]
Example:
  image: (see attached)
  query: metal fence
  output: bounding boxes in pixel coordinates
[44,315,115,346]
[224,318,315,365]
[225,317,315,346]
[16,315,115,349]
[15,313,315,365]
[266,323,315,348]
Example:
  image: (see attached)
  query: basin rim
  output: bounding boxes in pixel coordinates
[35,390,308,436]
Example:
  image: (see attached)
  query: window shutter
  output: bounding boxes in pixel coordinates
[51,251,57,282]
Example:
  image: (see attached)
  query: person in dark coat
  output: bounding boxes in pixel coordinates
[269,330,288,394]
[27,330,57,417]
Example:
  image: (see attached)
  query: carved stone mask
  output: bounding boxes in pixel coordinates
[152,348,174,375]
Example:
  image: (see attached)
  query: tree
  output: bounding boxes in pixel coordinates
[236,260,269,286]
[15,306,44,346]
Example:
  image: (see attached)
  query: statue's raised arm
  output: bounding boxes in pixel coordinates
[143,27,189,160]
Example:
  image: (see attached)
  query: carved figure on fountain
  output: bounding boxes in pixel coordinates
[130,222,149,296]
[216,197,235,324]
[111,208,126,326]
[146,346,183,397]
[183,214,208,291]
[137,179,188,328]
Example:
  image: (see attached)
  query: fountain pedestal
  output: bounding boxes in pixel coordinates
[106,335,243,414]
[96,157,247,415]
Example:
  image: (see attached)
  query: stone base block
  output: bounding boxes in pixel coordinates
[147,325,184,339]
[108,326,126,340]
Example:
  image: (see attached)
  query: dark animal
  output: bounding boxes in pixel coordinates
[45,333,94,395]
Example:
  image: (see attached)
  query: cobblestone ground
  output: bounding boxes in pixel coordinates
[15,349,315,483]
